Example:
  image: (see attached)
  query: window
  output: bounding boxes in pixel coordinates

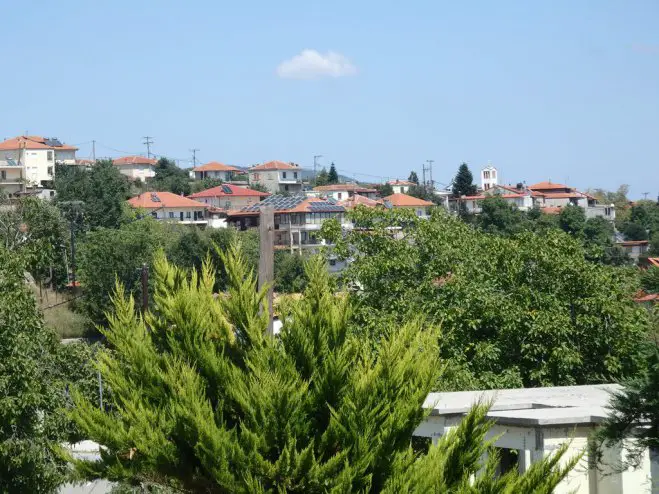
[47,151,54,161]
[284,185,289,191]
[417,209,423,216]
[492,171,496,178]
[472,201,477,209]
[47,166,53,176]
[186,211,191,219]
[253,173,260,181]
[0,171,5,180]
[294,172,298,179]
[169,212,175,219]
[337,192,342,199]
[484,170,490,179]
[282,172,287,179]
[329,259,337,266]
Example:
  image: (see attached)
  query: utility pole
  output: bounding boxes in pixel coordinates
[258,206,274,336]
[190,148,200,168]
[60,201,84,291]
[92,140,96,162]
[143,136,154,158]
[425,160,434,191]
[313,155,323,181]
[642,192,649,200]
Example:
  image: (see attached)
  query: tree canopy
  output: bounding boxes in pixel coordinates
[376,183,394,197]
[452,163,477,197]
[328,208,649,390]
[54,160,131,230]
[408,171,419,184]
[70,245,576,492]
[327,162,339,184]
[149,158,191,195]
[314,167,329,187]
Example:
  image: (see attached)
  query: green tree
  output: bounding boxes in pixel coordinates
[70,246,576,492]
[641,266,659,294]
[408,171,419,184]
[55,160,131,230]
[334,208,649,389]
[314,167,329,187]
[452,163,477,196]
[376,183,394,197]
[274,251,307,293]
[477,196,526,235]
[649,231,659,257]
[149,158,191,196]
[77,218,172,326]
[0,248,68,492]
[596,344,659,469]
[327,162,339,184]
[558,204,586,236]
[620,222,648,241]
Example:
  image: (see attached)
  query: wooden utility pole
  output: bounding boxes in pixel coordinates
[258,206,274,336]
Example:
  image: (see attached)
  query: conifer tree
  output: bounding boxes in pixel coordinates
[327,162,339,184]
[70,244,578,492]
[452,163,478,196]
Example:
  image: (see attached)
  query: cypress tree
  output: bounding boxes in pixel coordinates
[452,163,478,196]
[70,244,578,492]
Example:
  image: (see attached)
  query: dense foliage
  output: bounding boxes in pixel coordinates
[149,158,191,195]
[596,343,659,469]
[0,248,67,492]
[70,245,577,492]
[54,160,131,230]
[326,207,649,390]
[408,171,419,184]
[327,162,339,184]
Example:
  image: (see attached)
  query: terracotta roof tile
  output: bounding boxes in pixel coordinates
[649,258,659,268]
[387,179,416,186]
[617,240,649,246]
[192,161,241,172]
[189,184,269,199]
[313,184,377,193]
[338,194,382,209]
[0,135,78,151]
[127,191,208,209]
[528,181,571,191]
[113,155,157,166]
[384,193,434,207]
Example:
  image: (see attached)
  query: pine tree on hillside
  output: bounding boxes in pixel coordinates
[328,162,339,184]
[452,163,478,196]
[70,244,578,492]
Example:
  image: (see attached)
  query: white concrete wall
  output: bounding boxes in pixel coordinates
[150,206,206,222]
[392,184,410,194]
[116,164,156,182]
[195,195,260,210]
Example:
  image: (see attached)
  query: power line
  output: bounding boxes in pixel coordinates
[143,136,154,159]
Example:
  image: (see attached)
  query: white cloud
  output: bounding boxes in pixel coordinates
[276,50,357,80]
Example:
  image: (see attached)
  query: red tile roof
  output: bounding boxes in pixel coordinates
[189,184,269,199]
[192,161,241,172]
[384,193,434,207]
[649,258,659,268]
[528,181,572,191]
[338,194,382,209]
[634,293,659,303]
[463,193,525,200]
[313,184,377,193]
[249,160,300,171]
[0,135,78,151]
[127,191,208,210]
[114,156,157,166]
[617,240,649,246]
[541,192,585,199]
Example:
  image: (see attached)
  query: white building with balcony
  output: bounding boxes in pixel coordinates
[313,183,378,201]
[189,161,243,182]
[0,135,77,187]
[248,161,303,194]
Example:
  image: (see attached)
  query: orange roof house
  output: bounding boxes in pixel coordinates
[0,135,78,151]
[189,184,268,199]
[338,194,382,209]
[128,191,208,210]
[113,156,157,166]
[249,161,301,171]
[383,193,434,208]
[192,161,241,173]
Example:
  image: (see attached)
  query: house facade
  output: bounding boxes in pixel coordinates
[383,193,434,218]
[313,183,378,201]
[416,385,658,494]
[0,159,26,195]
[248,161,303,194]
[226,195,345,252]
[113,156,157,182]
[481,165,498,191]
[616,240,649,262]
[189,161,242,182]
[0,136,77,187]
[528,181,616,221]
[387,179,415,194]
[127,191,208,225]
[188,184,269,211]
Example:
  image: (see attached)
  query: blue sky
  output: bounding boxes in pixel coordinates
[3,1,658,196]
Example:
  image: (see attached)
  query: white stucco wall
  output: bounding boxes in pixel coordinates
[116,164,156,182]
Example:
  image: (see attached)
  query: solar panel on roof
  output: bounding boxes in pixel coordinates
[150,193,161,203]
[221,185,233,194]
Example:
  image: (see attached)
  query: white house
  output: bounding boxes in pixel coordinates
[0,158,26,195]
[113,156,157,182]
[313,184,378,201]
[481,165,498,191]
[248,161,303,194]
[387,179,416,194]
[383,192,434,218]
[416,384,658,494]
[528,182,616,221]
[189,161,242,182]
[0,135,77,187]
[127,191,208,225]
[189,183,269,211]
